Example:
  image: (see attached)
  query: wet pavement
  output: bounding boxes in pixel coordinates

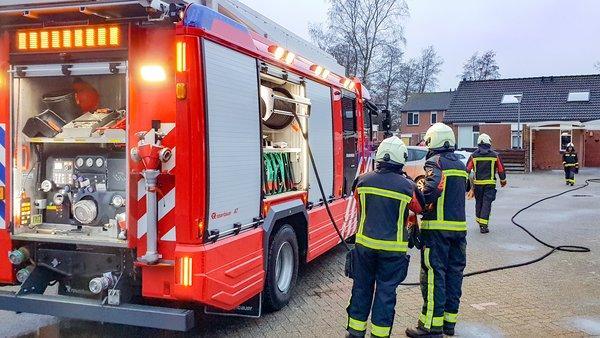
[1,169,600,337]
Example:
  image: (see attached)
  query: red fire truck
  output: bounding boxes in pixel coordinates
[0,0,383,330]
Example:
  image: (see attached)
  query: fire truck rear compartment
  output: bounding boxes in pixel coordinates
[11,66,128,247]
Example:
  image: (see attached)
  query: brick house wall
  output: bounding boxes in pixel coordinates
[400,110,445,145]
[531,129,585,170]
[479,124,512,150]
[584,130,600,167]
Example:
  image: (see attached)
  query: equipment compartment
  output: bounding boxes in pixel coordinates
[260,71,310,198]
[11,63,128,246]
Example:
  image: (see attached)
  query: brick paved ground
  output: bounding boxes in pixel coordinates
[1,170,600,337]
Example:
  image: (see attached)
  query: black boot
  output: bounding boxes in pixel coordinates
[443,326,455,336]
[405,326,442,338]
[479,224,489,234]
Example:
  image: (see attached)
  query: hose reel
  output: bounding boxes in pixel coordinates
[260,86,296,130]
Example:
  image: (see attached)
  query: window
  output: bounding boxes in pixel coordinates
[472,125,480,148]
[560,130,572,151]
[407,112,419,125]
[511,131,521,149]
[501,94,523,104]
[431,111,438,124]
[511,123,523,149]
[567,91,590,102]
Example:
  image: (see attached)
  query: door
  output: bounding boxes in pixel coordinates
[342,94,358,195]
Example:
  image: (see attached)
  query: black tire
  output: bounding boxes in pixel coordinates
[264,224,299,311]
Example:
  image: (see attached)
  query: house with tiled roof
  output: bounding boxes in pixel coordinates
[445,74,600,170]
[399,91,454,145]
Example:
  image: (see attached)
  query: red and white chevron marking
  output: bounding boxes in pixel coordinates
[341,155,374,238]
[136,123,177,248]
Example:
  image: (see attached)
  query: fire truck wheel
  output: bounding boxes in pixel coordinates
[264,224,299,311]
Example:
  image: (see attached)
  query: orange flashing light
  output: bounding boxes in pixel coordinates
[40,31,49,49]
[179,257,193,287]
[176,41,187,72]
[268,44,295,65]
[15,25,121,51]
[51,31,60,48]
[341,77,356,91]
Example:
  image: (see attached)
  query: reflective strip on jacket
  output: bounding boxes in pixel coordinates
[354,165,425,252]
[466,146,506,185]
[421,151,468,231]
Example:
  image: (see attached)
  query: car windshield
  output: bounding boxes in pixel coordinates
[407,149,428,162]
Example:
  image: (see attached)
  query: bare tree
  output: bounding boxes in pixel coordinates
[371,45,403,107]
[416,45,443,93]
[310,0,409,85]
[398,59,420,103]
[461,50,500,80]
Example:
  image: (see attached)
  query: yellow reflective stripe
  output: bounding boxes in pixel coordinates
[473,158,496,182]
[356,234,408,252]
[437,174,447,221]
[432,316,444,327]
[473,157,498,162]
[474,179,496,185]
[356,187,412,203]
[564,163,578,167]
[442,169,468,178]
[371,324,391,337]
[444,312,458,323]
[476,217,489,225]
[397,201,406,243]
[358,193,367,235]
[348,317,367,332]
[421,220,467,231]
[424,248,435,329]
[566,179,576,183]
[419,313,427,325]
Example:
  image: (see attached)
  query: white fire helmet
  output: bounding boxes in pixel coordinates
[477,133,492,145]
[424,123,456,150]
[375,136,408,165]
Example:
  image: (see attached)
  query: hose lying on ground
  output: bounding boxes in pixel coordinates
[399,178,599,286]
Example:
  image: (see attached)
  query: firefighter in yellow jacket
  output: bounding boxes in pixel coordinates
[563,143,579,186]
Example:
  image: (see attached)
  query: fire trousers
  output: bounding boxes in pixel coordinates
[347,245,410,337]
[564,167,576,184]
[474,184,497,226]
[418,230,467,333]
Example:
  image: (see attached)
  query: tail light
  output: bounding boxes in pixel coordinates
[179,257,193,287]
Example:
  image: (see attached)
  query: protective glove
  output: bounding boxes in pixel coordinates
[466,189,475,200]
[500,180,507,187]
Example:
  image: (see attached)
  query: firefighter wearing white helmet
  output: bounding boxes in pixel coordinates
[407,123,468,338]
[466,133,507,234]
[562,142,578,186]
[346,136,425,338]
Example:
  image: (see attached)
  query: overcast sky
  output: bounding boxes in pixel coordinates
[239,0,600,91]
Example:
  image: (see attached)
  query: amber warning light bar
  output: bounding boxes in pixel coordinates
[14,26,122,52]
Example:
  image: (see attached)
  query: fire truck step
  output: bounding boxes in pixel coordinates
[0,291,195,331]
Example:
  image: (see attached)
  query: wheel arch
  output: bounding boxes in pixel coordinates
[262,200,308,266]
